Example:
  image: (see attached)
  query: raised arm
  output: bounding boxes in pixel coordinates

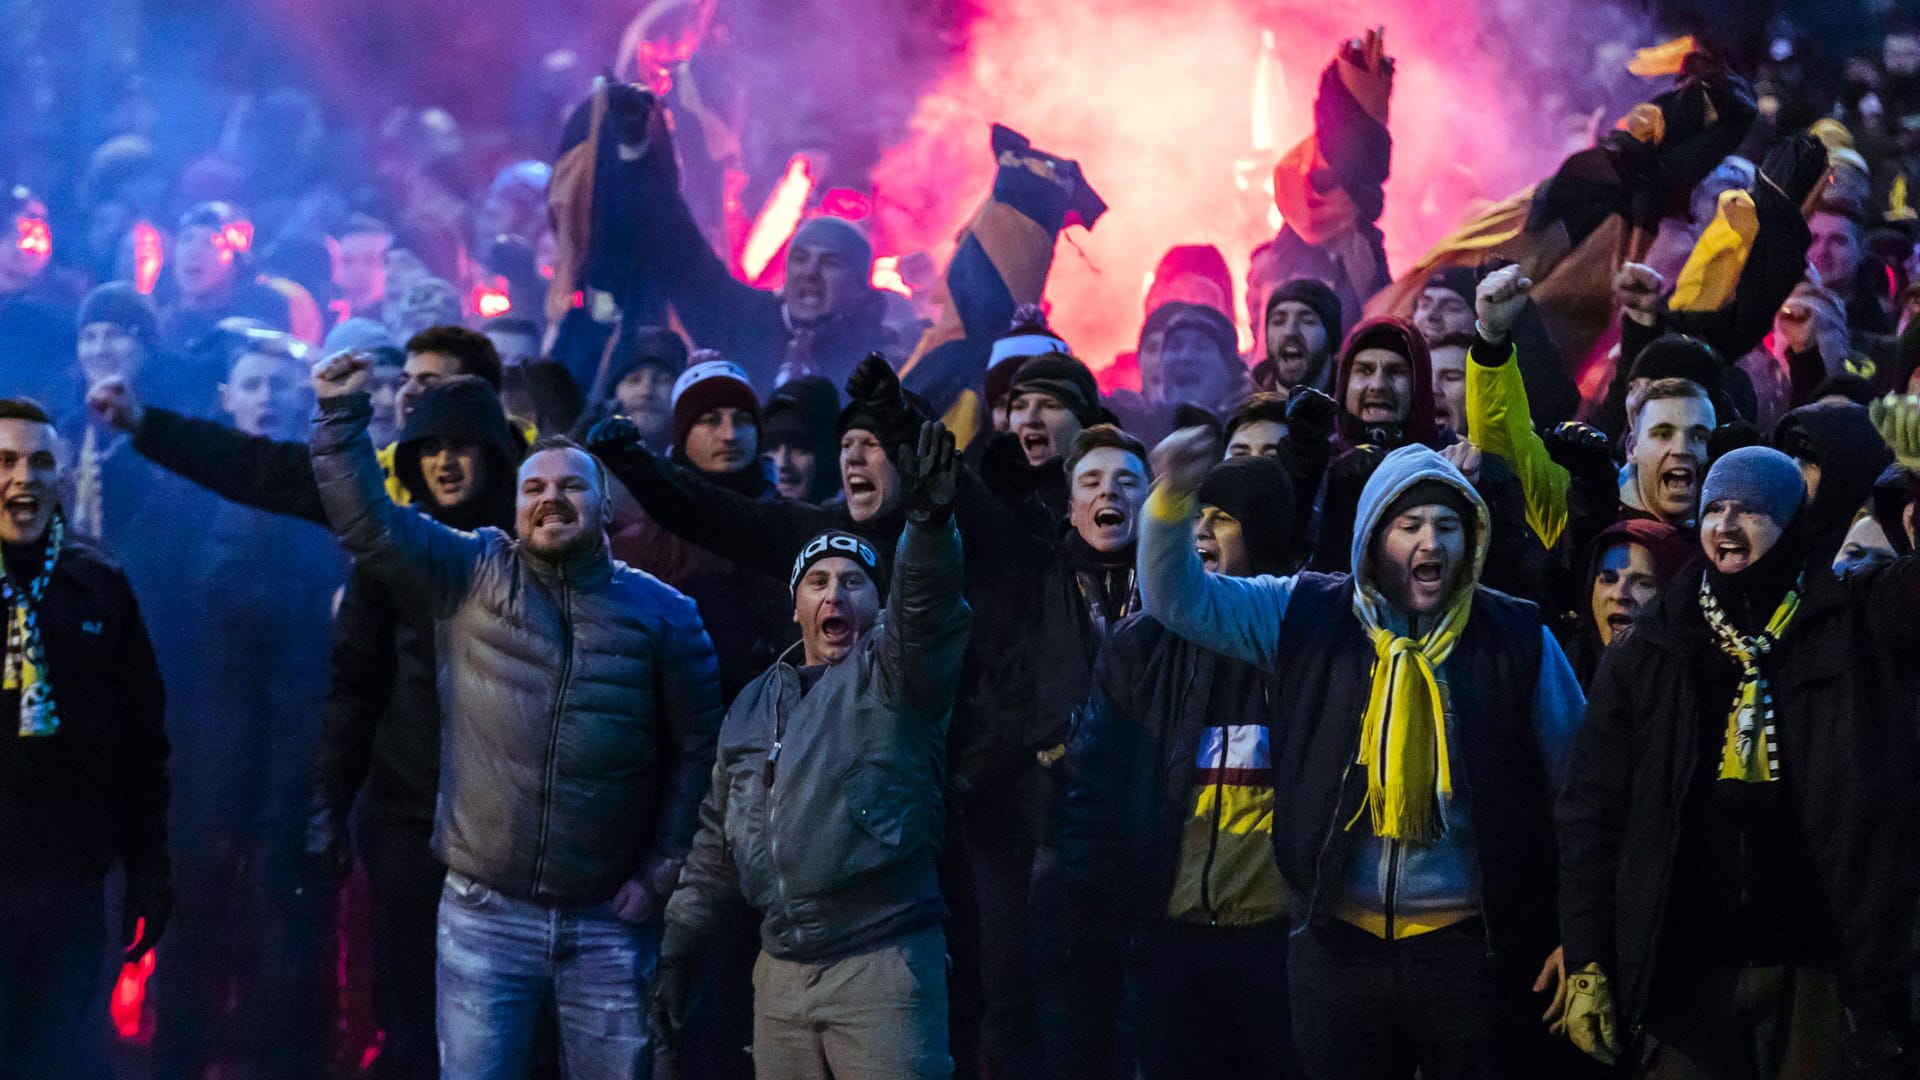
[1138,427,1296,668]
[90,377,327,523]
[309,355,484,616]
[877,422,973,714]
[586,416,835,578]
[1468,267,1571,549]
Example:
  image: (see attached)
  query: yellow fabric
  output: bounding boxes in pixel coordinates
[1626,35,1697,77]
[1714,589,1799,783]
[1329,899,1473,940]
[1809,118,1855,153]
[1891,175,1916,222]
[1166,725,1290,927]
[1361,186,1535,322]
[939,390,983,451]
[1147,484,1196,524]
[1670,189,1758,313]
[1564,962,1621,1066]
[1349,587,1472,843]
[1615,103,1667,146]
[1464,346,1570,548]
[376,441,410,507]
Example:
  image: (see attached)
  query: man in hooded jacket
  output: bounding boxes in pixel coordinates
[1139,428,1585,1079]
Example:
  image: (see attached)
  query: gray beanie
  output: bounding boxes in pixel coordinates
[790,216,873,272]
[1700,446,1805,524]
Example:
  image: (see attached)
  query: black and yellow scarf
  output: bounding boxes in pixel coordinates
[1698,573,1799,783]
[3,514,62,737]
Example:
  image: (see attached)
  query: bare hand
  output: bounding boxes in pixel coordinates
[1776,299,1818,354]
[1475,265,1533,342]
[1150,426,1222,496]
[86,377,144,433]
[609,879,661,924]
[311,350,373,399]
[1613,263,1666,326]
[1534,945,1569,1031]
[1441,439,1483,486]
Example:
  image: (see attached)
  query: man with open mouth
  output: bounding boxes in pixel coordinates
[651,421,969,1080]
[1139,427,1585,1079]
[1063,453,1303,1079]
[308,349,724,1080]
[0,397,173,1080]
[1562,518,1694,687]
[1559,424,1920,1076]
[979,351,1106,528]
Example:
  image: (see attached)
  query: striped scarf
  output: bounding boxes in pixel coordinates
[1350,585,1474,842]
[4,514,62,737]
[1699,574,1799,783]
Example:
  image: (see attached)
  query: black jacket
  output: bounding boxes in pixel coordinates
[664,521,970,964]
[1060,614,1271,930]
[953,476,1136,792]
[603,443,906,580]
[629,158,894,391]
[1558,560,1920,1021]
[0,534,170,885]
[133,406,330,524]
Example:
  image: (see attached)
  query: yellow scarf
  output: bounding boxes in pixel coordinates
[1699,576,1799,783]
[1350,586,1473,842]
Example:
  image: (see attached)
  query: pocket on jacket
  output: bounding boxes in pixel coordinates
[842,761,913,849]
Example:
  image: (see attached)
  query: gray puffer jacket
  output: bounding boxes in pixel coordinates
[312,394,723,903]
[664,520,971,964]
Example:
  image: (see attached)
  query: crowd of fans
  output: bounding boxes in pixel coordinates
[13,5,1920,1080]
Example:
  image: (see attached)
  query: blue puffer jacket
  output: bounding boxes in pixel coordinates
[312,393,723,903]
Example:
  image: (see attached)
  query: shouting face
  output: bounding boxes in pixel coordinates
[0,418,59,545]
[1152,327,1234,410]
[415,437,490,509]
[1009,390,1083,468]
[785,241,858,324]
[1413,286,1473,343]
[1371,503,1468,616]
[1627,396,1713,525]
[1265,301,1329,388]
[1345,348,1413,426]
[1068,446,1149,553]
[793,555,882,666]
[515,447,607,562]
[1701,499,1785,576]
[1195,504,1253,577]
[840,429,900,523]
[1590,541,1659,645]
[1429,344,1468,440]
[221,350,309,439]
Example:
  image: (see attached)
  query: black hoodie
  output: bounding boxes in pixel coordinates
[1771,402,1893,573]
[316,378,524,828]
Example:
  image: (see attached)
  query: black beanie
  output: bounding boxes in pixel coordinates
[77,282,159,353]
[1267,277,1345,348]
[1198,455,1295,575]
[1628,334,1722,394]
[763,375,841,450]
[790,530,887,598]
[836,388,935,453]
[1157,303,1240,370]
[1006,352,1102,427]
[1379,479,1477,544]
[1424,266,1479,305]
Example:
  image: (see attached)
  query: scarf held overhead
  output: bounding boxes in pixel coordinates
[1350,584,1472,842]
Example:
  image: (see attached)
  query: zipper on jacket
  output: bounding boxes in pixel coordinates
[767,669,797,950]
[529,567,575,895]
[1200,727,1228,925]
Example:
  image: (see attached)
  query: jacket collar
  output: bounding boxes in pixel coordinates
[519,535,615,589]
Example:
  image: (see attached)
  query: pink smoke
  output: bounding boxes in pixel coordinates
[868,0,1614,376]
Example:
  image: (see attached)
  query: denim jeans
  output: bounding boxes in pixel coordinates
[436,870,660,1080]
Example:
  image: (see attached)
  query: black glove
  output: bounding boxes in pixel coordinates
[898,421,960,525]
[1759,133,1830,208]
[843,352,902,407]
[603,83,656,147]
[1542,422,1615,485]
[585,415,651,473]
[1284,386,1341,450]
[647,956,693,1045]
[124,872,173,963]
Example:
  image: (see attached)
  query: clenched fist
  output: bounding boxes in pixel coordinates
[311,350,373,399]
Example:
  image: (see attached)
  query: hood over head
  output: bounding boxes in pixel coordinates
[1350,444,1490,613]
[1334,317,1440,450]
[394,375,522,528]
